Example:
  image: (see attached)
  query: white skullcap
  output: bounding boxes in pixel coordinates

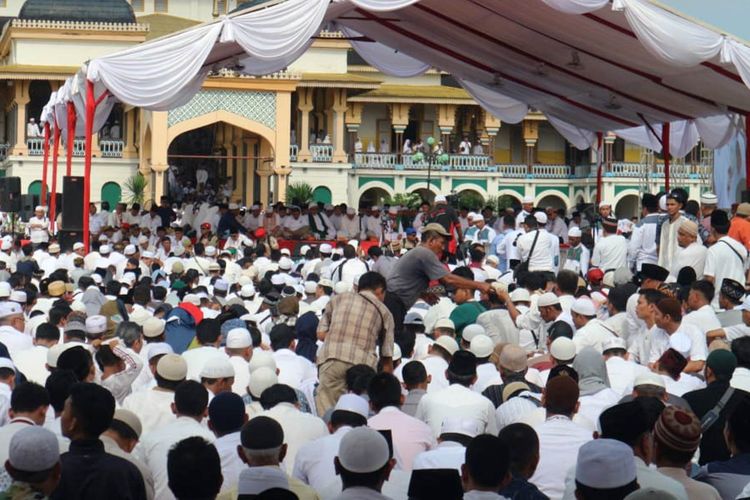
[440,417,483,438]
[247,366,277,398]
[0,358,15,372]
[470,334,494,358]
[634,372,665,388]
[142,317,166,338]
[568,227,582,238]
[348,239,359,249]
[99,245,111,254]
[113,409,142,439]
[226,328,252,349]
[571,297,596,316]
[599,200,612,207]
[434,335,459,355]
[280,248,291,256]
[338,427,390,474]
[346,207,356,215]
[659,195,667,211]
[240,283,256,298]
[486,255,499,265]
[9,291,26,304]
[473,213,485,222]
[86,315,107,335]
[700,193,717,205]
[213,279,229,292]
[278,257,293,271]
[303,281,318,295]
[147,343,173,361]
[270,274,285,286]
[156,354,188,381]
[537,292,560,307]
[46,343,74,368]
[319,243,333,254]
[8,427,59,473]
[388,207,398,215]
[129,308,150,326]
[35,205,45,212]
[123,244,136,256]
[433,318,455,331]
[299,245,310,256]
[434,195,447,204]
[199,357,234,379]
[205,246,217,256]
[137,235,149,244]
[0,283,9,298]
[602,337,627,352]
[576,439,636,489]
[510,288,531,302]
[228,203,239,210]
[318,279,334,289]
[522,196,534,204]
[248,350,276,373]
[392,344,402,361]
[534,212,548,224]
[550,337,576,361]
[461,324,486,342]
[0,302,23,319]
[334,394,369,419]
[0,240,11,251]
[141,251,155,259]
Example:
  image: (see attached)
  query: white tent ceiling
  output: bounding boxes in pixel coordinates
[41,0,750,154]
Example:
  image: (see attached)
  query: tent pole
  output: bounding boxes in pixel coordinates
[41,122,50,209]
[662,123,671,191]
[66,101,76,177]
[50,119,60,233]
[83,80,95,253]
[745,113,750,190]
[595,132,603,207]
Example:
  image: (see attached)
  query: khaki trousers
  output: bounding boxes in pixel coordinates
[315,359,354,417]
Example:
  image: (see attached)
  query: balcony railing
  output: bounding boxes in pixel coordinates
[497,164,527,177]
[100,140,124,158]
[532,164,571,178]
[310,144,333,162]
[449,155,492,170]
[27,138,45,156]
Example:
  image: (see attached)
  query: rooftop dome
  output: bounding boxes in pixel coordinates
[18,0,137,24]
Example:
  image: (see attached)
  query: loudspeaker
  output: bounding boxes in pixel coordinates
[19,194,39,222]
[58,230,84,252]
[0,177,21,213]
[62,176,84,230]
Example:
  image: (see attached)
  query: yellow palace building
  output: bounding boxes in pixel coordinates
[0,0,712,217]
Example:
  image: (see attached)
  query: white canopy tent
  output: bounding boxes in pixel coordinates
[37,0,750,248]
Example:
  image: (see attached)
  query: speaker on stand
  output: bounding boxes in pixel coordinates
[62,176,85,230]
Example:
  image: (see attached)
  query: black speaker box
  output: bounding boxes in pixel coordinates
[0,177,21,213]
[19,194,38,221]
[58,230,84,252]
[62,176,85,230]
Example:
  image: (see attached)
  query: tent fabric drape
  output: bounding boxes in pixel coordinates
[347,0,422,12]
[540,0,608,15]
[458,80,529,124]
[547,115,597,150]
[341,27,430,78]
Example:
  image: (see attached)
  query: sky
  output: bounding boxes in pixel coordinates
[659,0,750,40]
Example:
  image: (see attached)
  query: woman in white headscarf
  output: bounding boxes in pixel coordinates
[402,139,412,155]
[573,347,621,425]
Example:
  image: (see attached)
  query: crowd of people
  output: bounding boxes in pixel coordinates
[0,186,748,499]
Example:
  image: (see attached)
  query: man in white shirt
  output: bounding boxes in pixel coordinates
[704,210,748,309]
[458,136,471,155]
[337,207,362,240]
[13,322,58,385]
[181,318,229,381]
[563,227,589,277]
[415,351,498,438]
[225,328,252,397]
[243,205,263,231]
[0,302,32,358]
[281,206,311,240]
[412,417,480,473]
[136,380,215,500]
[545,207,568,244]
[649,297,707,374]
[591,217,628,271]
[603,338,650,396]
[530,375,592,500]
[516,197,535,230]
[269,324,317,390]
[682,280,722,340]
[658,191,689,272]
[207,392,247,495]
[363,206,383,240]
[516,214,554,274]
[330,245,369,285]
[669,220,707,280]
[628,194,660,271]
[27,206,49,245]
[0,381,50,467]
[571,297,616,354]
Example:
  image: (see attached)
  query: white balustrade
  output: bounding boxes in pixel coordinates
[532,164,570,178]
[310,144,333,162]
[353,153,399,169]
[100,140,124,158]
[449,154,490,170]
[497,164,528,177]
[290,144,298,161]
[73,139,86,157]
[609,162,644,177]
[26,138,45,156]
[573,164,592,178]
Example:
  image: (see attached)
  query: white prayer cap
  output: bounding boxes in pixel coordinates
[346,207,356,215]
[147,343,173,361]
[248,366,278,398]
[86,315,107,335]
[226,328,252,349]
[571,297,596,316]
[214,279,229,292]
[404,312,424,325]
[568,227,582,238]
[433,318,455,331]
[48,243,60,254]
[550,337,576,361]
[205,246,217,257]
[599,200,612,207]
[46,343,74,368]
[35,205,45,212]
[659,195,667,211]
[434,335,459,355]
[183,293,200,306]
[238,275,252,286]
[129,308,150,326]
[318,279,334,289]
[388,207,398,215]
[228,203,239,210]
[0,358,15,372]
[510,288,531,303]
[248,350,276,373]
[334,281,352,294]
[304,281,317,295]
[0,302,23,319]
[537,292,560,307]
[602,271,616,289]
[334,394,369,419]
[486,255,499,265]
[470,334,493,358]
[138,235,149,244]
[434,195,447,204]
[467,212,478,220]
[280,248,291,256]
[200,357,234,379]
[348,239,359,249]
[319,243,333,254]
[473,213,485,222]
[98,235,109,242]
[237,466,288,496]
[73,242,85,251]
[9,291,26,304]
[113,409,142,439]
[240,283,256,298]
[0,283,9,298]
[736,295,750,312]
[8,427,59,473]
[669,332,692,358]
[99,245,111,254]
[299,245,311,256]
[143,317,166,338]
[602,337,627,353]
[338,427,390,474]
[392,344,402,361]
[278,257,293,271]
[440,417,482,438]
[325,204,334,210]
[122,272,136,286]
[634,372,665,389]
[371,205,380,211]
[26,315,47,337]
[534,211,547,224]
[461,324,486,342]
[270,274,285,286]
[141,251,155,259]
[522,196,534,204]
[700,193,717,205]
[156,354,187,381]
[576,439,636,489]
[0,240,11,251]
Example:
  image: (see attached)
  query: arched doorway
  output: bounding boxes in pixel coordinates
[615,194,640,219]
[27,180,42,196]
[359,187,390,208]
[537,194,567,212]
[101,182,122,209]
[312,186,332,204]
[456,189,485,211]
[411,188,435,204]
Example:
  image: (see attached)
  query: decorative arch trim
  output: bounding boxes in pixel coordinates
[167,110,276,154]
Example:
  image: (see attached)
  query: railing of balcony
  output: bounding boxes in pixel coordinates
[532,164,571,178]
[100,140,124,158]
[290,144,298,162]
[609,162,644,177]
[450,155,492,170]
[310,144,332,162]
[497,164,527,177]
[27,138,45,156]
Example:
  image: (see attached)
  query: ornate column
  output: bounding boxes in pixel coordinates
[437,104,456,152]
[604,131,616,174]
[274,165,292,203]
[10,81,29,156]
[297,88,313,162]
[148,111,169,203]
[483,110,501,159]
[329,88,348,163]
[233,136,245,202]
[245,137,257,204]
[523,120,539,172]
[123,108,138,158]
[390,103,410,155]
[346,102,364,157]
